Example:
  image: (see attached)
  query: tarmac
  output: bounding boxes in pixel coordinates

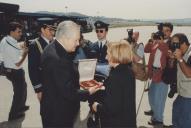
[0,59,175,128]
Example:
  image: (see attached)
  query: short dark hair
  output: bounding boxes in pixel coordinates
[7,22,23,34]
[163,22,173,32]
[172,33,190,46]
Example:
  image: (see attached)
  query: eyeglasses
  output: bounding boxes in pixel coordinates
[96,30,104,33]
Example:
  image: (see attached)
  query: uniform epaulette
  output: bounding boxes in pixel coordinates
[29,38,39,46]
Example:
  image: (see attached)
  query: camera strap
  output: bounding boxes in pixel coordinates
[5,40,21,50]
[35,38,43,54]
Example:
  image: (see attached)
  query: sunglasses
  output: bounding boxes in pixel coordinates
[96,30,104,33]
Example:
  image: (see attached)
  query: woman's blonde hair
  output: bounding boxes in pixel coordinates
[107,40,133,64]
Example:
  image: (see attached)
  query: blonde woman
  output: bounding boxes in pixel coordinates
[92,40,136,128]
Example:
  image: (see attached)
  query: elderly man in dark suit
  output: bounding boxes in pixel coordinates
[40,21,100,128]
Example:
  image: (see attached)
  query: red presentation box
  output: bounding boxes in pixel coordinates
[78,59,102,89]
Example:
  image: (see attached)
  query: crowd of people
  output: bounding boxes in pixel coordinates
[0,19,191,128]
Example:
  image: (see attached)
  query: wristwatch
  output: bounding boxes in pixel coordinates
[178,59,183,63]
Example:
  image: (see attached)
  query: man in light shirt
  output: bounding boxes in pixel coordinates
[0,22,28,121]
[171,33,191,128]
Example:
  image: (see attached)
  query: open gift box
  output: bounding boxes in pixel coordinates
[78,59,102,89]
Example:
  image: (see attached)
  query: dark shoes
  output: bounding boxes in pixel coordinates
[144,110,153,116]
[8,113,25,121]
[163,125,173,128]
[148,119,163,126]
[8,105,29,121]
[148,120,172,127]
[20,105,30,113]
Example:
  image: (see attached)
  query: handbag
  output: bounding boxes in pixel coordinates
[132,55,149,81]
[87,111,101,128]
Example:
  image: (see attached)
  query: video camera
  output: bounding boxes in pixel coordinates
[169,43,180,52]
[126,29,135,44]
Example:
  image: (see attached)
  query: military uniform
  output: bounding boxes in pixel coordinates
[88,21,109,63]
[88,40,108,64]
[28,36,49,92]
[28,19,56,93]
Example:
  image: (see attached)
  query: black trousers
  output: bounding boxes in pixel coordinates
[42,117,74,128]
[6,69,27,118]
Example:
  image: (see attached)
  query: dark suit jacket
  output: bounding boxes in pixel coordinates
[40,40,89,127]
[97,64,137,128]
[28,36,48,93]
[88,41,108,64]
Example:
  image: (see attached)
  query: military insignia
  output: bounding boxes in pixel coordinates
[97,23,101,27]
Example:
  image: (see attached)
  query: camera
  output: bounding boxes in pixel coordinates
[152,31,164,40]
[20,32,34,47]
[157,23,163,32]
[168,83,177,98]
[150,23,164,40]
[126,29,135,43]
[169,43,180,52]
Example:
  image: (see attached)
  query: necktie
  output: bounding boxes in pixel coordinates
[99,42,102,52]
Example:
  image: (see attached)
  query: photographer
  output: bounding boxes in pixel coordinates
[161,23,177,98]
[170,33,191,128]
[144,32,169,126]
[28,19,56,101]
[126,29,135,43]
[0,22,28,121]
[132,31,144,62]
[162,23,173,42]
[125,29,144,63]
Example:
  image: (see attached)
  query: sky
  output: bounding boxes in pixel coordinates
[0,0,191,19]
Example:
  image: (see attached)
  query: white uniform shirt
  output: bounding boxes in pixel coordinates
[98,39,107,48]
[0,36,23,69]
[41,35,50,44]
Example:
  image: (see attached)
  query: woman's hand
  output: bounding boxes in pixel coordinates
[88,85,102,95]
[92,102,99,112]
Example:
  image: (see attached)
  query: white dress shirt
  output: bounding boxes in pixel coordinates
[41,35,50,44]
[98,39,107,48]
[153,48,162,68]
[153,40,168,68]
[0,36,23,69]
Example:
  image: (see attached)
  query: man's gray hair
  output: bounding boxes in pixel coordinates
[55,20,80,39]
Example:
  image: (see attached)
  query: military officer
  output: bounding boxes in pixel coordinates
[88,21,109,63]
[87,20,110,78]
[28,18,56,101]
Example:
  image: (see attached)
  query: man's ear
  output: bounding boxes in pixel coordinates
[41,28,45,33]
